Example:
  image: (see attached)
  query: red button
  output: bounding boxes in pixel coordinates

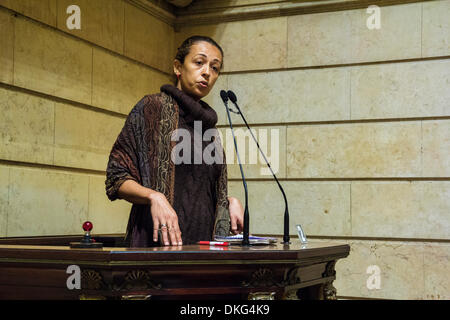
[82,221,93,232]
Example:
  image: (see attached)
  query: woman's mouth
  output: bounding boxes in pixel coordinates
[198,81,208,88]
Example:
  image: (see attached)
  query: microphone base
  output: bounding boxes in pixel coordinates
[241,240,251,246]
[70,241,103,249]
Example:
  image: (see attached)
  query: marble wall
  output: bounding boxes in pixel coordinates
[0,0,448,300]
[0,0,173,236]
[180,0,450,300]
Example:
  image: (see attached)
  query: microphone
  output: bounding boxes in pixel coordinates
[220,90,228,103]
[227,90,290,245]
[220,90,250,246]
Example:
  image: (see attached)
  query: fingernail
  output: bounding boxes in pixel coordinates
[165,242,169,246]
[178,242,182,245]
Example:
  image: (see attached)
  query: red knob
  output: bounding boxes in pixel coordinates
[82,221,93,232]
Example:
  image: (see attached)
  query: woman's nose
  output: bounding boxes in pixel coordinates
[202,65,210,78]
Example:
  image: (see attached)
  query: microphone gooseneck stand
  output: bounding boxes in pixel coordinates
[227,90,290,245]
[220,90,250,246]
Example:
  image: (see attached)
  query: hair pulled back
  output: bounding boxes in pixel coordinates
[173,35,224,84]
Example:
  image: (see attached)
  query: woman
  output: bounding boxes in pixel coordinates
[105,36,244,247]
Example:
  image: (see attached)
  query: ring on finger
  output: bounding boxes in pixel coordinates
[159,223,168,230]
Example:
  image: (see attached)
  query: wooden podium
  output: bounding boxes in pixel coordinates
[0,235,349,300]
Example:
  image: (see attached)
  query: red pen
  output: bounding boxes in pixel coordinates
[197,241,230,246]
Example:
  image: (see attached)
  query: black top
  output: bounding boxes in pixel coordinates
[162,85,223,244]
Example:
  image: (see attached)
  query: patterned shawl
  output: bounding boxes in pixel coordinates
[105,87,231,247]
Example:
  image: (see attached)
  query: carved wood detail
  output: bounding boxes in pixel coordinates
[322,260,338,300]
[81,269,162,292]
[242,268,279,288]
[81,269,107,290]
[115,270,162,291]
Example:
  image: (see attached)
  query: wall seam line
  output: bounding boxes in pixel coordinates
[5,167,11,237]
[284,13,289,179]
[350,182,352,237]
[229,177,450,181]
[53,98,56,165]
[420,2,423,58]
[420,121,424,177]
[349,68,352,120]
[123,1,126,55]
[216,116,450,128]
[221,55,450,75]
[0,82,127,119]
[53,0,57,168]
[285,15,289,69]
[53,0,57,28]
[2,160,449,181]
[349,8,352,121]
[258,234,450,244]
[12,8,16,86]
[91,48,94,106]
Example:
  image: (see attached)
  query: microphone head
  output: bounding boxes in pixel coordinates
[227,90,237,103]
[220,90,228,102]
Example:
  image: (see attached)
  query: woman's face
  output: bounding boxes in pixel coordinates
[174,41,223,100]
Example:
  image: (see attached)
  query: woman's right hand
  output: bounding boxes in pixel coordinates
[148,192,182,246]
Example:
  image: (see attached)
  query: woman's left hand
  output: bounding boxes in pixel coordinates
[228,196,244,235]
